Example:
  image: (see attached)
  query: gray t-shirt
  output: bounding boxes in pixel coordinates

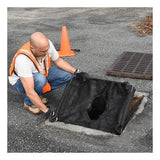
[8,39,59,85]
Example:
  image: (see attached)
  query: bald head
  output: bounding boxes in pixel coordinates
[30,32,49,48]
[30,32,49,58]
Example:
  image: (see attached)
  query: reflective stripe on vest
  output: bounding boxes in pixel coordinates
[20,49,44,75]
[9,41,51,78]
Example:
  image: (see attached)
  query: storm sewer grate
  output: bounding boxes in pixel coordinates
[107,52,152,80]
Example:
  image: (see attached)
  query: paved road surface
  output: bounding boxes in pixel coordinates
[8,8,152,152]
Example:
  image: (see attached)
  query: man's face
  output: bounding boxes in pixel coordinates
[31,43,49,59]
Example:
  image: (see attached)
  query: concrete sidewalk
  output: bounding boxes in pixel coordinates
[8,8,152,152]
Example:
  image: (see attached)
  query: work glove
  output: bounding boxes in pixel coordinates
[74,69,89,81]
[74,69,81,75]
[45,106,58,122]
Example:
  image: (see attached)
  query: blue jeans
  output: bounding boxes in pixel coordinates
[13,66,73,106]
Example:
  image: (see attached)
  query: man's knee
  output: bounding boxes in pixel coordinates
[33,73,47,88]
[63,72,73,82]
[48,66,73,82]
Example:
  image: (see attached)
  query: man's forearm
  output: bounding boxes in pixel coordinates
[54,58,76,74]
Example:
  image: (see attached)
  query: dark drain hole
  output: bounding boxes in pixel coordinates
[87,95,106,120]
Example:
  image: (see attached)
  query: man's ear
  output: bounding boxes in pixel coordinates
[30,44,34,52]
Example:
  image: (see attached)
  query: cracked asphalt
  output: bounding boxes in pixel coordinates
[7,8,152,152]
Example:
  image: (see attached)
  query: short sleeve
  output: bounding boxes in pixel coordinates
[48,39,59,61]
[15,54,33,77]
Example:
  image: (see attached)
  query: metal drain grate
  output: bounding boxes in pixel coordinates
[107,52,152,80]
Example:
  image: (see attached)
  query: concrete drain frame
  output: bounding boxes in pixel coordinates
[45,92,148,136]
[107,52,152,80]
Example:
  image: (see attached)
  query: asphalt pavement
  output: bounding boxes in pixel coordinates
[8,8,152,152]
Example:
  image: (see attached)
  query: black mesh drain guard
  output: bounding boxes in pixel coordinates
[55,74,144,135]
[107,52,152,80]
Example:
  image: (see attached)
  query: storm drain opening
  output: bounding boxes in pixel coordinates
[54,74,144,135]
[87,84,108,120]
[87,94,106,120]
[107,52,152,80]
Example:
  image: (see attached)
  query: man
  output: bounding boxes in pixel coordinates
[9,32,80,121]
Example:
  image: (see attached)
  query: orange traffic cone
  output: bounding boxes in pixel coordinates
[58,26,75,57]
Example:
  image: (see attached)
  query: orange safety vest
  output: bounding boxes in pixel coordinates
[9,41,51,94]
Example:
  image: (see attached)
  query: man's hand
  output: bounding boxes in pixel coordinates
[45,106,58,122]
[74,72,89,81]
[73,69,81,75]
[73,68,89,81]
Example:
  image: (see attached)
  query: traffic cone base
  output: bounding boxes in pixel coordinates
[58,26,75,57]
[58,50,75,57]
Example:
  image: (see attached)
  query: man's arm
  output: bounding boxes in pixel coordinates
[20,76,48,112]
[53,57,76,74]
